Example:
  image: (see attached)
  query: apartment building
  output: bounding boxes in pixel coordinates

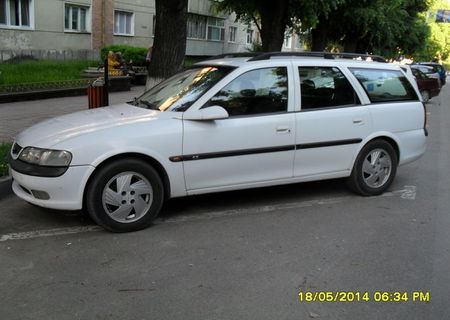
[0,0,268,57]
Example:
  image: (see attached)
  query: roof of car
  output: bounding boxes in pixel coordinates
[194,52,396,69]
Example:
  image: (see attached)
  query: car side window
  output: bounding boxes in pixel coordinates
[298,67,360,110]
[350,68,419,102]
[204,67,288,116]
[412,68,425,80]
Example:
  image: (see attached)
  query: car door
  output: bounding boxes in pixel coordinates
[293,65,372,177]
[182,65,296,192]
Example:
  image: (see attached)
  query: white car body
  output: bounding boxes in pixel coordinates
[9,54,427,229]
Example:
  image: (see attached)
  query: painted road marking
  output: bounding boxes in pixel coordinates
[0,186,416,242]
[0,226,103,242]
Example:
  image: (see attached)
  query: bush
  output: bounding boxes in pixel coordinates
[101,45,148,66]
[246,42,263,53]
[0,142,12,177]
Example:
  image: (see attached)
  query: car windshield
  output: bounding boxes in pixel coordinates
[133,66,234,112]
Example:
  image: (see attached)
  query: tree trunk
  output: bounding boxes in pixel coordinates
[311,22,328,51]
[146,0,187,90]
[259,0,289,52]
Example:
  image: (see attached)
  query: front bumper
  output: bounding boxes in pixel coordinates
[10,165,95,210]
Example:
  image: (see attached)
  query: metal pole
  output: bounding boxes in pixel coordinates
[104,56,109,106]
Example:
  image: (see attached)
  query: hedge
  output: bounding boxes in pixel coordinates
[101,45,148,66]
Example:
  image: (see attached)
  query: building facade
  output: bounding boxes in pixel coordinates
[0,0,279,58]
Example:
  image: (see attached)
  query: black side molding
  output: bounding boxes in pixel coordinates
[170,138,362,162]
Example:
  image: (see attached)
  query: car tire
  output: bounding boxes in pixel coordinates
[85,158,164,232]
[347,140,398,196]
[420,90,430,102]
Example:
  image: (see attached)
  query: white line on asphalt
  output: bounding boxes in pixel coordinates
[0,226,103,242]
[0,186,416,242]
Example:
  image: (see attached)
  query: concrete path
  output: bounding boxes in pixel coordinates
[0,86,145,142]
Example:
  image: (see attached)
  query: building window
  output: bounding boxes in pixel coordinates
[0,0,32,28]
[295,35,302,49]
[114,10,133,35]
[246,29,253,44]
[283,34,292,48]
[64,4,89,32]
[152,15,156,36]
[207,17,224,41]
[187,13,206,39]
[229,26,237,43]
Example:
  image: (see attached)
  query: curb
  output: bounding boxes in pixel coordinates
[0,176,12,199]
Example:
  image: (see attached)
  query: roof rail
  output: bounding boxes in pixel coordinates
[247,51,387,63]
[206,52,262,60]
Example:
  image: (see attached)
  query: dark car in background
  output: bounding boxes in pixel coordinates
[415,62,446,85]
[411,65,442,87]
[411,67,441,102]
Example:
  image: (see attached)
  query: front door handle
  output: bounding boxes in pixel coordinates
[276,126,291,133]
[353,119,364,124]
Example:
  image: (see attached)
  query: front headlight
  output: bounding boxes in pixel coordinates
[19,147,72,166]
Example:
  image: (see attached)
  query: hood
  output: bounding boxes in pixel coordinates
[15,103,163,148]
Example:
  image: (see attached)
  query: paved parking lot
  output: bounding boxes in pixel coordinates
[0,80,449,319]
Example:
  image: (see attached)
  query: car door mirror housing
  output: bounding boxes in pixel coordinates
[183,106,229,121]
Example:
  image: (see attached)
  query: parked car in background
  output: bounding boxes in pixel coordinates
[411,65,441,87]
[411,67,441,102]
[416,62,447,85]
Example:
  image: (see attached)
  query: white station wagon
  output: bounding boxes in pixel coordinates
[8,52,427,232]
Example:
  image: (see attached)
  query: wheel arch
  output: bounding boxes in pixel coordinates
[83,152,171,208]
[352,134,401,168]
[369,136,400,161]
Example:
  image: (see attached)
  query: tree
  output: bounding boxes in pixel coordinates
[414,0,450,61]
[213,0,342,52]
[310,0,430,58]
[146,0,188,90]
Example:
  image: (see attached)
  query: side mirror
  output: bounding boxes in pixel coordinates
[183,106,229,121]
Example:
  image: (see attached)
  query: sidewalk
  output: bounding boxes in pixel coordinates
[0,86,145,142]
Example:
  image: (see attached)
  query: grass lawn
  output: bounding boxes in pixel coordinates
[0,60,97,85]
[0,142,12,177]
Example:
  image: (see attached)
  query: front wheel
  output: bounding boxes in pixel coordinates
[85,158,164,232]
[347,140,398,196]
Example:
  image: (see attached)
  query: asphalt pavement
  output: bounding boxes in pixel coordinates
[0,80,449,319]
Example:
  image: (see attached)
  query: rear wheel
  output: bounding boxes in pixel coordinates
[86,158,164,232]
[347,140,398,196]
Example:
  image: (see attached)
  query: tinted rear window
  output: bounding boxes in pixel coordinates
[350,68,419,103]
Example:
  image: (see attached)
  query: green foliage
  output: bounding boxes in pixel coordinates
[213,0,343,31]
[310,0,430,58]
[101,45,148,66]
[0,60,97,85]
[414,0,450,61]
[213,0,343,51]
[0,142,13,177]
[246,42,263,52]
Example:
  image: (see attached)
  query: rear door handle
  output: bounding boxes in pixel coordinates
[353,119,363,124]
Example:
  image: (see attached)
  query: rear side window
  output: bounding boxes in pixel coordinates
[350,68,418,102]
[299,67,359,110]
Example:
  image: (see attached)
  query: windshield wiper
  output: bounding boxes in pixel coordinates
[138,99,157,109]
[127,97,139,106]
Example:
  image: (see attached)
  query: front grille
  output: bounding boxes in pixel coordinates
[11,142,22,157]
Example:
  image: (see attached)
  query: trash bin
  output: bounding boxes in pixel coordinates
[88,78,107,108]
